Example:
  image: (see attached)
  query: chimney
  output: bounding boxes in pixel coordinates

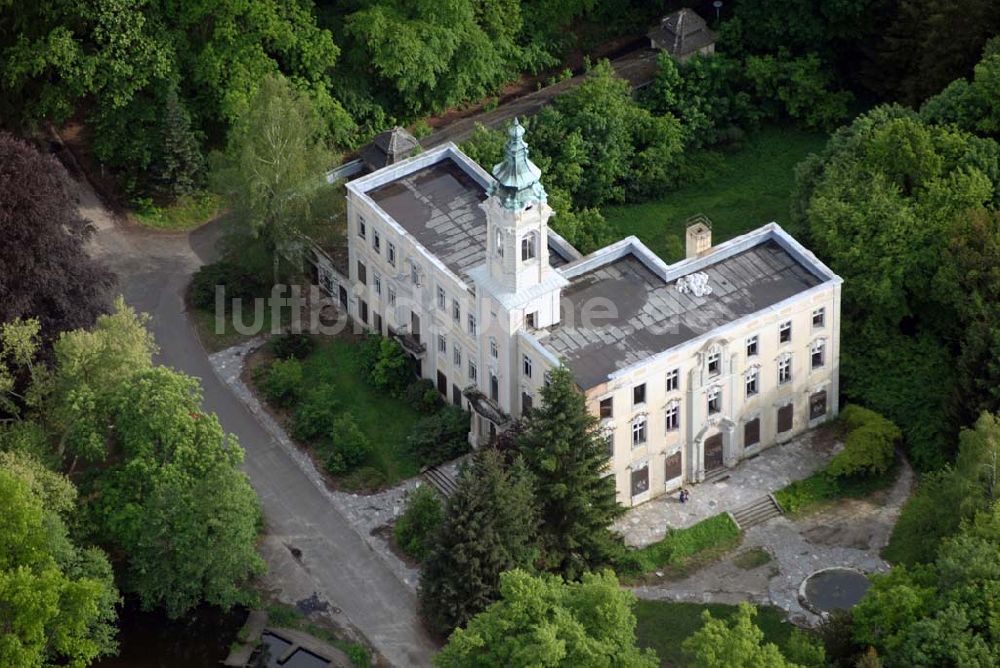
[685,214,713,258]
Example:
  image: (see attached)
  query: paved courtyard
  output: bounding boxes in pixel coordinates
[632,458,913,625]
[616,429,841,548]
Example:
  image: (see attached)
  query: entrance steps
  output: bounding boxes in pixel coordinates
[422,464,459,497]
[730,494,783,530]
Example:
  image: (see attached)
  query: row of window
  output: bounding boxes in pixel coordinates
[358,216,481,336]
[620,392,829,495]
[599,339,828,421]
[618,386,829,451]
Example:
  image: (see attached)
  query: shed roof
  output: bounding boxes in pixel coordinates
[648,8,716,56]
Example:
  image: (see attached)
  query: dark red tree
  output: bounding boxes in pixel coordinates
[0,133,114,341]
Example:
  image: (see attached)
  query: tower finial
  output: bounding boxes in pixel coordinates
[489,119,547,210]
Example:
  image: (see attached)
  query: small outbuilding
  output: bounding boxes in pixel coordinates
[359,126,421,172]
[647,8,716,62]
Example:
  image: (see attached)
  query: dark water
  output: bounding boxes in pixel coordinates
[93,599,245,668]
[804,568,871,613]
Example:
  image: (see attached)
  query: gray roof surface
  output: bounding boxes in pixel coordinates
[367,158,567,281]
[648,8,716,55]
[541,240,822,389]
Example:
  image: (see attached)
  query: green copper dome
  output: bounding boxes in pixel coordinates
[488,118,547,210]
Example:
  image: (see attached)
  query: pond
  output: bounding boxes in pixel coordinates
[800,567,871,614]
[92,599,244,668]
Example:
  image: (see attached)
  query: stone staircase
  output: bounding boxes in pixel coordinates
[422,464,459,497]
[730,494,783,530]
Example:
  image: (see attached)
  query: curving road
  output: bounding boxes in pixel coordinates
[83,183,437,667]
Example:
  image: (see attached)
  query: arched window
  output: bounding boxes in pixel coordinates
[521,231,537,261]
[495,228,504,257]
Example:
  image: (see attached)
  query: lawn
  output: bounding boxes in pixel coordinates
[774,459,901,517]
[634,600,796,667]
[300,337,423,485]
[621,513,742,581]
[602,127,828,261]
[133,191,223,231]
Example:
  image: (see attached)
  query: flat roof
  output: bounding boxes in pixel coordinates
[540,240,823,389]
[366,157,571,281]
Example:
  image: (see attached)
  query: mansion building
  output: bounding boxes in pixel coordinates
[341,120,842,506]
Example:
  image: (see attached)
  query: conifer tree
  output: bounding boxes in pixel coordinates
[518,365,624,578]
[152,82,203,198]
[418,448,538,635]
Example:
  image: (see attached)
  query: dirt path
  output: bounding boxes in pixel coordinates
[632,459,915,626]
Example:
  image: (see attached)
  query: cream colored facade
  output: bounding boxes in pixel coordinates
[343,131,842,507]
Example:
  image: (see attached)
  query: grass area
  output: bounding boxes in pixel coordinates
[634,600,795,667]
[300,338,423,485]
[774,460,900,517]
[189,299,287,353]
[265,603,371,667]
[733,547,773,570]
[133,191,222,231]
[621,513,742,580]
[602,127,828,260]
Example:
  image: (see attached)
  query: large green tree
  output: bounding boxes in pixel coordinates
[682,603,803,668]
[212,73,340,284]
[0,452,119,668]
[517,365,623,578]
[792,105,1000,468]
[89,367,265,617]
[435,569,658,667]
[419,449,538,635]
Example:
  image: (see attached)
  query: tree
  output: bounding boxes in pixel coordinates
[48,297,158,468]
[921,49,1000,139]
[0,134,114,345]
[791,106,1000,469]
[435,569,658,667]
[517,365,624,578]
[529,60,684,208]
[419,449,538,634]
[682,603,799,668]
[0,452,119,667]
[826,405,901,478]
[212,74,339,284]
[89,367,265,617]
[342,0,547,119]
[394,484,444,561]
[0,0,171,124]
[864,0,1000,105]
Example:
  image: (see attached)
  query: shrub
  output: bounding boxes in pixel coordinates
[269,333,315,360]
[293,385,340,442]
[403,379,442,414]
[406,406,471,467]
[322,413,371,475]
[191,261,267,310]
[253,358,303,408]
[358,335,413,397]
[394,485,444,561]
[827,405,901,478]
[339,466,387,493]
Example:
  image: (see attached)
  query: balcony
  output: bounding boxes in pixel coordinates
[463,387,510,427]
[388,325,426,357]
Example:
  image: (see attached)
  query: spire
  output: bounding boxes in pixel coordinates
[488,118,547,210]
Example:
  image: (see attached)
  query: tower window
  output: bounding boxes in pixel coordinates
[495,229,504,257]
[521,232,537,261]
